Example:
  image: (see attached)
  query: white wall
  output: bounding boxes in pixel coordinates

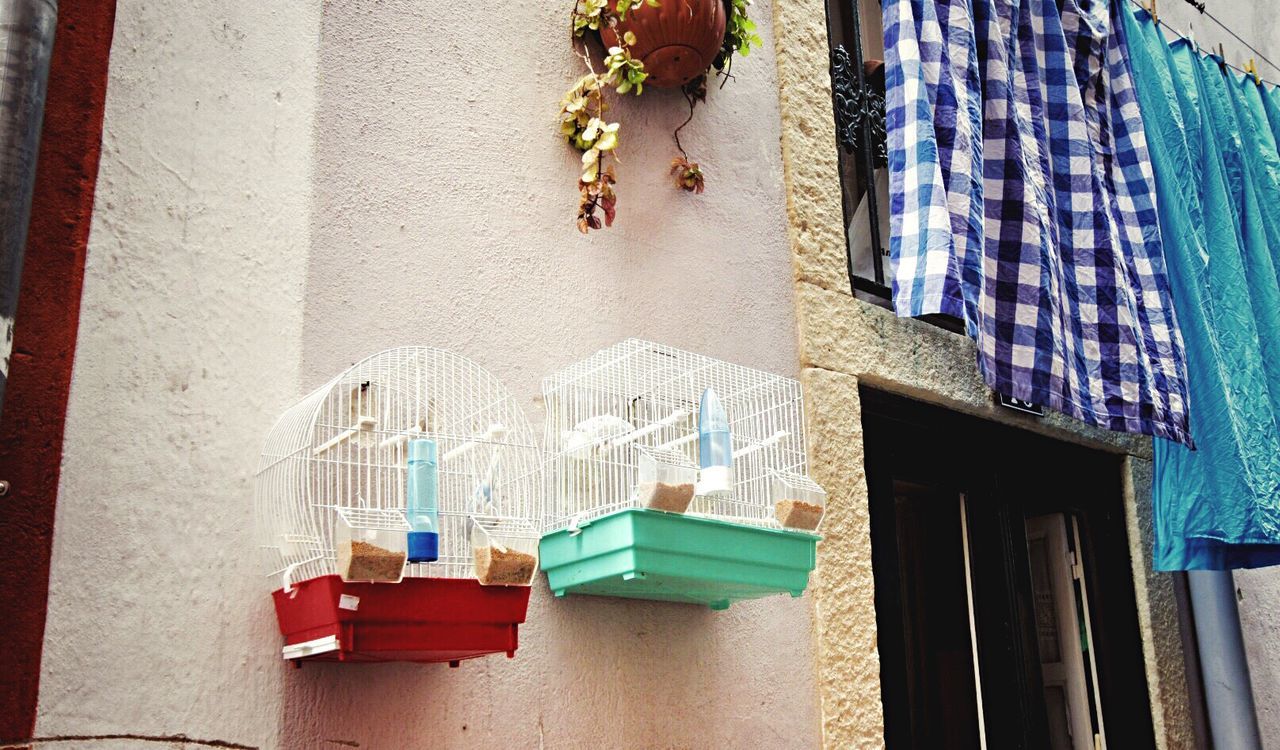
[38,0,1280,746]
[286,1,813,747]
[1157,0,1280,82]
[35,0,816,747]
[34,0,320,746]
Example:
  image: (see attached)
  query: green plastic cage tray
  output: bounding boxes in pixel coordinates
[539,508,820,610]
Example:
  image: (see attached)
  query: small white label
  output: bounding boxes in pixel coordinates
[338,594,360,611]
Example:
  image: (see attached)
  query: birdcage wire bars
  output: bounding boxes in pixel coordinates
[542,339,811,533]
[254,347,542,590]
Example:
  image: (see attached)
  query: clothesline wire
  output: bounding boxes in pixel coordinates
[1130,0,1280,88]
[1192,0,1280,77]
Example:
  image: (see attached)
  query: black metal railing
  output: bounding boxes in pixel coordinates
[825,0,964,333]
[826,0,890,298]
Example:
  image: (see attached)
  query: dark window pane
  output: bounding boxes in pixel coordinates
[874,480,982,750]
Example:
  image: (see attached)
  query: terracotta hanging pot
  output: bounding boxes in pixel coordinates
[601,0,727,88]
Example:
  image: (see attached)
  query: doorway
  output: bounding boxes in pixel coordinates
[861,389,1156,749]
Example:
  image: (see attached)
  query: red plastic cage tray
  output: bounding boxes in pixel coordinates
[271,575,531,665]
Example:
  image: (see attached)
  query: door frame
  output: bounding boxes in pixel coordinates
[860,387,1157,749]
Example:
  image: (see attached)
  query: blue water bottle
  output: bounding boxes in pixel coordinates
[406,439,440,563]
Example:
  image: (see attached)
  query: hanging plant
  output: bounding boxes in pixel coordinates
[670,157,706,193]
[715,0,763,77]
[559,0,763,233]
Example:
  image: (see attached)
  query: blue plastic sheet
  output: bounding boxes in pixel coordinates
[1123,4,1280,569]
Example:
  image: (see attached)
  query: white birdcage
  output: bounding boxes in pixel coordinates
[254,347,542,591]
[542,339,815,533]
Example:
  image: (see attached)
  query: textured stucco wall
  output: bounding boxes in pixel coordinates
[0,0,116,737]
[1239,566,1280,748]
[769,0,1202,745]
[1156,0,1280,82]
[283,1,814,748]
[31,0,1280,745]
[34,0,320,747]
[35,0,817,747]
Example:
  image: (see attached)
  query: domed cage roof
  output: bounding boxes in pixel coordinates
[542,339,824,534]
[254,347,542,590]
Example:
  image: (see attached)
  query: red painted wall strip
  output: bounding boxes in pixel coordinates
[0,0,117,739]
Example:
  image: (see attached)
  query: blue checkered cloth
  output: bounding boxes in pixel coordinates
[884,0,1192,444]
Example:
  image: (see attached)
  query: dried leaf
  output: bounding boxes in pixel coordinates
[669,156,706,194]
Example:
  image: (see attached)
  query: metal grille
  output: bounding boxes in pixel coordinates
[253,347,543,589]
[542,339,811,532]
[829,0,891,294]
[825,0,964,337]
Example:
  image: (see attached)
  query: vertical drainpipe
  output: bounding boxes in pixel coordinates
[0,0,57,419]
[1188,569,1263,750]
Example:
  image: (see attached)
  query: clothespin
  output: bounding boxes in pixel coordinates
[1217,42,1227,66]
[1146,0,1158,24]
[1245,58,1260,85]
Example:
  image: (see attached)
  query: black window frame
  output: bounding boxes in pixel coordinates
[823,0,967,334]
[861,388,1159,749]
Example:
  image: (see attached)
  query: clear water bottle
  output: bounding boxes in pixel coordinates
[406,438,440,563]
[697,388,733,497]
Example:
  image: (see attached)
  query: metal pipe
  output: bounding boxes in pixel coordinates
[1188,569,1262,750]
[0,0,57,419]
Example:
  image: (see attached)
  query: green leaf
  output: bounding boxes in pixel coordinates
[623,30,636,46]
[596,130,618,151]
